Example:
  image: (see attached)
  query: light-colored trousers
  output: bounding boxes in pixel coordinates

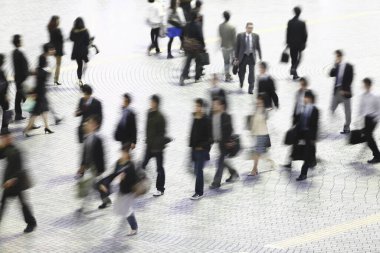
[331,92,352,129]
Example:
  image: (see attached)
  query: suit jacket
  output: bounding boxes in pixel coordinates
[114,108,137,144]
[0,69,9,107]
[184,21,205,48]
[210,112,233,146]
[329,63,354,98]
[235,32,262,63]
[76,97,103,125]
[294,105,319,141]
[81,134,106,175]
[12,49,29,84]
[257,75,279,109]
[146,110,166,151]
[219,21,236,49]
[286,17,308,50]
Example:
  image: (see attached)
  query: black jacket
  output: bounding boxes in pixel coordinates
[146,110,166,151]
[49,28,64,56]
[189,114,212,150]
[0,69,9,107]
[70,29,90,60]
[12,49,29,84]
[257,75,279,109]
[119,161,139,194]
[329,63,354,98]
[81,134,106,175]
[286,17,308,50]
[184,21,205,48]
[114,108,137,144]
[210,112,233,145]
[294,105,319,141]
[235,32,262,63]
[76,97,103,125]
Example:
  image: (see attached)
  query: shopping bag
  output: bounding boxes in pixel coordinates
[22,97,36,113]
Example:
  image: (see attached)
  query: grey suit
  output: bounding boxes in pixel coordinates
[235,33,262,93]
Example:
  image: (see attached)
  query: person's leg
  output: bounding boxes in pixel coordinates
[141,148,152,169]
[194,151,205,196]
[289,47,297,75]
[194,54,203,80]
[212,145,225,186]
[150,28,155,50]
[252,153,260,174]
[153,28,160,52]
[181,54,194,78]
[330,93,341,114]
[296,49,302,70]
[24,116,37,133]
[18,192,37,226]
[238,56,248,89]
[76,59,83,80]
[343,98,352,131]
[155,152,165,193]
[127,212,138,231]
[222,48,230,77]
[364,116,380,159]
[1,105,8,130]
[54,56,62,83]
[0,191,8,222]
[167,37,174,56]
[247,56,255,93]
[15,82,24,118]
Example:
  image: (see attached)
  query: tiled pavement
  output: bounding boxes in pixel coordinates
[1,0,380,252]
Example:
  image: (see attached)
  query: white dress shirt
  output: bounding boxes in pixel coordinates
[359,91,380,121]
[336,62,346,87]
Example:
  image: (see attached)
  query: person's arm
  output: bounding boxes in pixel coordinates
[95,137,106,176]
[329,65,338,77]
[347,64,354,87]
[75,99,83,117]
[256,34,262,61]
[131,112,137,147]
[303,22,308,43]
[270,78,279,108]
[286,21,290,45]
[97,100,103,125]
[235,34,240,60]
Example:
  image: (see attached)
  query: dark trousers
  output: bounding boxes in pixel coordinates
[299,131,316,176]
[212,144,238,185]
[126,212,138,230]
[364,116,380,159]
[149,28,160,53]
[15,82,26,117]
[289,47,302,75]
[193,150,207,195]
[0,191,36,226]
[76,59,88,79]
[142,149,165,192]
[1,103,10,130]
[168,36,183,55]
[182,53,202,80]
[238,54,255,92]
[180,2,192,21]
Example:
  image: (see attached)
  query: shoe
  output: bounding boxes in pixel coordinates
[293,75,300,80]
[190,194,203,200]
[225,174,239,183]
[54,81,62,86]
[167,54,174,59]
[153,190,164,197]
[248,170,258,176]
[368,158,380,164]
[194,78,201,83]
[32,124,41,130]
[209,183,221,189]
[24,223,37,233]
[340,129,350,134]
[248,91,253,94]
[296,175,307,181]
[15,115,26,121]
[55,118,63,125]
[127,230,138,236]
[283,164,292,169]
[179,76,185,86]
[98,198,112,209]
[44,128,54,134]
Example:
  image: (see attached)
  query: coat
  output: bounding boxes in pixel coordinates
[81,134,106,175]
[70,28,90,61]
[12,49,29,84]
[286,17,308,50]
[76,97,103,143]
[189,114,212,150]
[294,105,319,141]
[0,69,9,108]
[114,108,137,144]
[32,66,49,115]
[257,75,279,109]
[329,63,354,98]
[235,32,262,63]
[49,28,64,56]
[210,112,233,147]
[145,110,166,151]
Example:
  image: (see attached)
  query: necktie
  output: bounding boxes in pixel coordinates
[246,35,250,53]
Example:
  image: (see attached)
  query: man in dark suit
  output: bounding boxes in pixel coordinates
[286,6,308,80]
[329,50,354,134]
[292,77,309,125]
[294,90,319,181]
[75,84,103,143]
[235,22,262,94]
[0,54,12,134]
[257,62,279,109]
[11,35,29,120]
[114,93,137,148]
[0,130,37,233]
[210,97,239,189]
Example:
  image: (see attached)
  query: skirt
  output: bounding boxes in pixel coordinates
[32,97,49,116]
[253,135,271,154]
[114,193,135,217]
[167,27,183,38]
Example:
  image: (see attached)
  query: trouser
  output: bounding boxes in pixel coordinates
[181,52,202,80]
[142,149,165,192]
[289,47,302,74]
[331,91,351,130]
[180,2,192,21]
[0,191,36,226]
[75,58,88,80]
[193,150,207,195]
[364,116,380,159]
[15,82,26,117]
[127,212,138,230]
[149,28,160,52]
[222,47,234,76]
[168,36,184,55]
[1,103,10,129]
[54,56,62,82]
[238,54,255,92]
[299,131,316,176]
[212,144,238,185]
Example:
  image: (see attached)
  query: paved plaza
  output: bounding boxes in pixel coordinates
[1,0,380,252]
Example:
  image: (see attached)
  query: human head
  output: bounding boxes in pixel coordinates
[258,61,268,75]
[48,16,60,32]
[0,54,5,68]
[150,94,160,110]
[123,93,132,107]
[43,43,55,56]
[170,0,177,9]
[212,97,225,113]
[74,17,85,30]
[148,0,154,3]
[256,94,265,107]
[195,0,202,9]
[195,98,204,114]
[81,84,93,100]
[334,50,343,64]
[83,115,101,134]
[293,6,301,17]
[245,22,253,34]
[12,34,22,48]
[121,142,132,160]
[304,90,315,104]
[38,55,47,69]
[223,11,231,22]
[363,78,372,92]
[299,77,308,90]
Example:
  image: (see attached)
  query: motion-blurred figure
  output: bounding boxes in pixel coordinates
[166,0,186,59]
[257,62,279,110]
[219,11,236,82]
[0,54,12,134]
[147,0,165,56]
[179,0,192,22]
[114,93,137,148]
[47,15,64,86]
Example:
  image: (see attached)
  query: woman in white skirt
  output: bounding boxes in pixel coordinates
[114,143,139,236]
[248,95,272,176]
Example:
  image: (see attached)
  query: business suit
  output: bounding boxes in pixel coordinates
[286,16,307,76]
[0,69,10,131]
[81,133,106,176]
[235,33,262,93]
[330,62,354,132]
[114,108,137,146]
[75,97,103,143]
[12,49,29,118]
[257,75,279,109]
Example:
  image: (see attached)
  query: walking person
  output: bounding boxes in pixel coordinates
[189,98,211,200]
[166,0,186,59]
[219,11,236,82]
[114,93,137,148]
[208,74,228,110]
[11,34,29,121]
[47,15,64,86]
[142,95,167,197]
[70,17,91,86]
[147,0,165,56]
[358,78,380,164]
[235,22,262,94]
[23,45,55,137]
[192,0,203,27]
[257,62,279,109]
[286,6,308,80]
[209,97,239,189]
[0,130,37,233]
[247,95,273,176]
[0,54,12,134]
[329,50,354,134]
[75,84,102,143]
[179,0,192,22]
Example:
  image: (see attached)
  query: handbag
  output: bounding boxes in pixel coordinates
[197,52,210,66]
[183,37,202,53]
[226,134,241,158]
[349,129,366,145]
[22,97,36,113]
[280,47,289,63]
[284,127,298,145]
[232,60,239,75]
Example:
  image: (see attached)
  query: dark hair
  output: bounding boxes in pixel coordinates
[42,43,54,54]
[259,61,268,70]
[85,114,101,127]
[121,142,132,152]
[214,96,226,106]
[81,84,93,95]
[223,11,230,22]
[38,55,47,68]
[12,34,21,47]
[299,77,308,87]
[335,50,343,58]
[151,94,160,106]
[0,54,4,67]
[195,0,202,8]
[48,16,59,32]
[304,90,315,102]
[363,78,372,87]
[246,22,253,27]
[170,0,177,10]
[124,93,132,103]
[195,98,204,107]
[73,17,85,30]
[294,6,301,17]
[148,0,154,3]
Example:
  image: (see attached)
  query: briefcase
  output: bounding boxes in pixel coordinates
[349,129,365,145]
[232,60,239,75]
[280,47,289,63]
[197,52,210,66]
[284,127,297,145]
